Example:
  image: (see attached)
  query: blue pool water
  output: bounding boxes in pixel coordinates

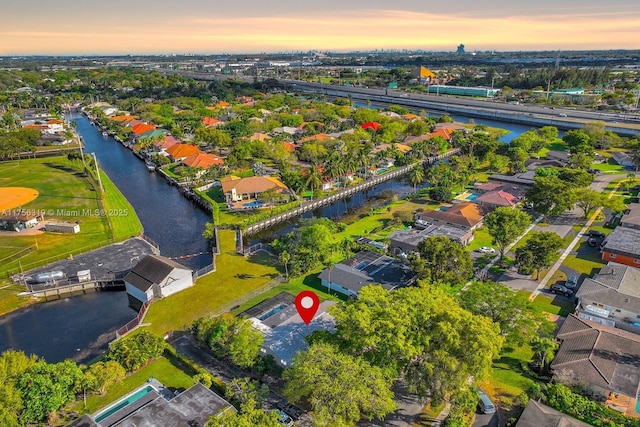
[243,201,264,208]
[635,394,640,414]
[465,193,480,201]
[95,385,155,422]
[258,304,288,321]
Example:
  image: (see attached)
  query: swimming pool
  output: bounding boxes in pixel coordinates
[464,193,480,201]
[258,304,288,321]
[94,385,156,422]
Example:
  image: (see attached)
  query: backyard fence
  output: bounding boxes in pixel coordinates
[115,300,152,339]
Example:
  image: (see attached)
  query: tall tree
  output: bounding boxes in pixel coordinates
[515,231,564,279]
[409,236,474,286]
[283,342,396,426]
[485,207,532,260]
[526,175,577,216]
[458,281,544,345]
[407,165,425,190]
[206,399,281,427]
[329,285,502,400]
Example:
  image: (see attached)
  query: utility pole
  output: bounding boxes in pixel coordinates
[92,152,104,194]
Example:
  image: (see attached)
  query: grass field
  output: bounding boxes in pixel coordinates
[142,229,282,334]
[0,157,142,317]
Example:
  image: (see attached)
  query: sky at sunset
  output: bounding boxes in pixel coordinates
[2,0,640,55]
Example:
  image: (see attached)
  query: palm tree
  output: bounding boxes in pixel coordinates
[305,164,323,199]
[408,166,425,190]
[278,251,291,280]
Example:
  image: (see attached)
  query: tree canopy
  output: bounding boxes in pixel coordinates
[485,207,532,259]
[515,231,564,279]
[328,285,503,400]
[409,236,474,286]
[283,342,396,426]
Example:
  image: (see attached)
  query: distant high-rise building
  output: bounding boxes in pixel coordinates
[456,44,465,54]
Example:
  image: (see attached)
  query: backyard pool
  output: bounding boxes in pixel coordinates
[94,385,156,422]
[465,193,480,201]
[243,201,264,209]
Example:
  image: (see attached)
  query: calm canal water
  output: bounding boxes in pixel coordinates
[0,110,548,363]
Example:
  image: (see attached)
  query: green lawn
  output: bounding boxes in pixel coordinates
[142,230,281,334]
[467,228,494,252]
[100,169,143,240]
[529,293,575,318]
[0,157,140,278]
[563,254,606,277]
[78,356,195,414]
[590,158,625,174]
[533,140,567,159]
[483,343,535,402]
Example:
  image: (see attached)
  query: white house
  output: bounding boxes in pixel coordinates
[124,255,193,308]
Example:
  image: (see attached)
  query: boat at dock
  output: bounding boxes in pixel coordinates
[101,131,109,137]
[145,162,156,172]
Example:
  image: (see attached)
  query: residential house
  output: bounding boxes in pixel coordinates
[202,117,225,127]
[621,203,640,230]
[545,150,570,165]
[272,126,301,136]
[600,227,640,268]
[515,400,592,427]
[298,133,334,144]
[415,202,485,231]
[474,189,522,210]
[65,381,234,427]
[219,176,289,208]
[138,129,168,142]
[131,123,156,136]
[182,153,224,176]
[389,224,474,254]
[165,143,202,162]
[487,170,537,186]
[244,292,336,366]
[575,262,640,332]
[433,122,467,132]
[551,314,640,415]
[410,66,436,82]
[152,135,181,155]
[110,115,137,123]
[318,251,415,298]
[611,151,635,169]
[124,254,193,308]
[249,132,271,142]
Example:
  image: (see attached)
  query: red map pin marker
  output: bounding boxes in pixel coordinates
[295,290,320,325]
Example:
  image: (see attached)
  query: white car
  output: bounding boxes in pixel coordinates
[478,246,495,254]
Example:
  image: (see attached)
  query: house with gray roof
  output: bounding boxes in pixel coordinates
[600,226,640,268]
[575,262,640,333]
[318,251,415,298]
[66,381,234,427]
[551,314,640,413]
[515,400,591,427]
[242,292,336,367]
[389,225,473,255]
[621,203,640,230]
[124,255,192,309]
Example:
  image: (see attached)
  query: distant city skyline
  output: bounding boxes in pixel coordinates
[2,0,639,55]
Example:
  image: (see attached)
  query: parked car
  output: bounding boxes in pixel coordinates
[478,246,495,254]
[271,410,294,426]
[588,230,606,239]
[550,284,574,296]
[566,276,578,288]
[477,389,496,414]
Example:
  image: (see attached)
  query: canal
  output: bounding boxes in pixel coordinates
[0,110,549,364]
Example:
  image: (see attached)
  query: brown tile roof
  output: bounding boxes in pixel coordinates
[298,133,333,143]
[110,115,137,122]
[475,190,519,207]
[45,119,63,124]
[515,400,592,427]
[220,176,288,196]
[552,314,640,396]
[182,153,224,169]
[165,144,202,159]
[249,132,271,141]
[416,202,484,228]
[131,123,156,135]
[202,117,224,127]
[153,135,182,150]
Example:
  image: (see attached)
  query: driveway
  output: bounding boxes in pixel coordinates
[472,411,498,427]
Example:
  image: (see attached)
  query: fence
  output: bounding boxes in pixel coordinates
[140,233,160,253]
[243,148,460,236]
[192,264,215,280]
[115,300,152,339]
[5,238,118,278]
